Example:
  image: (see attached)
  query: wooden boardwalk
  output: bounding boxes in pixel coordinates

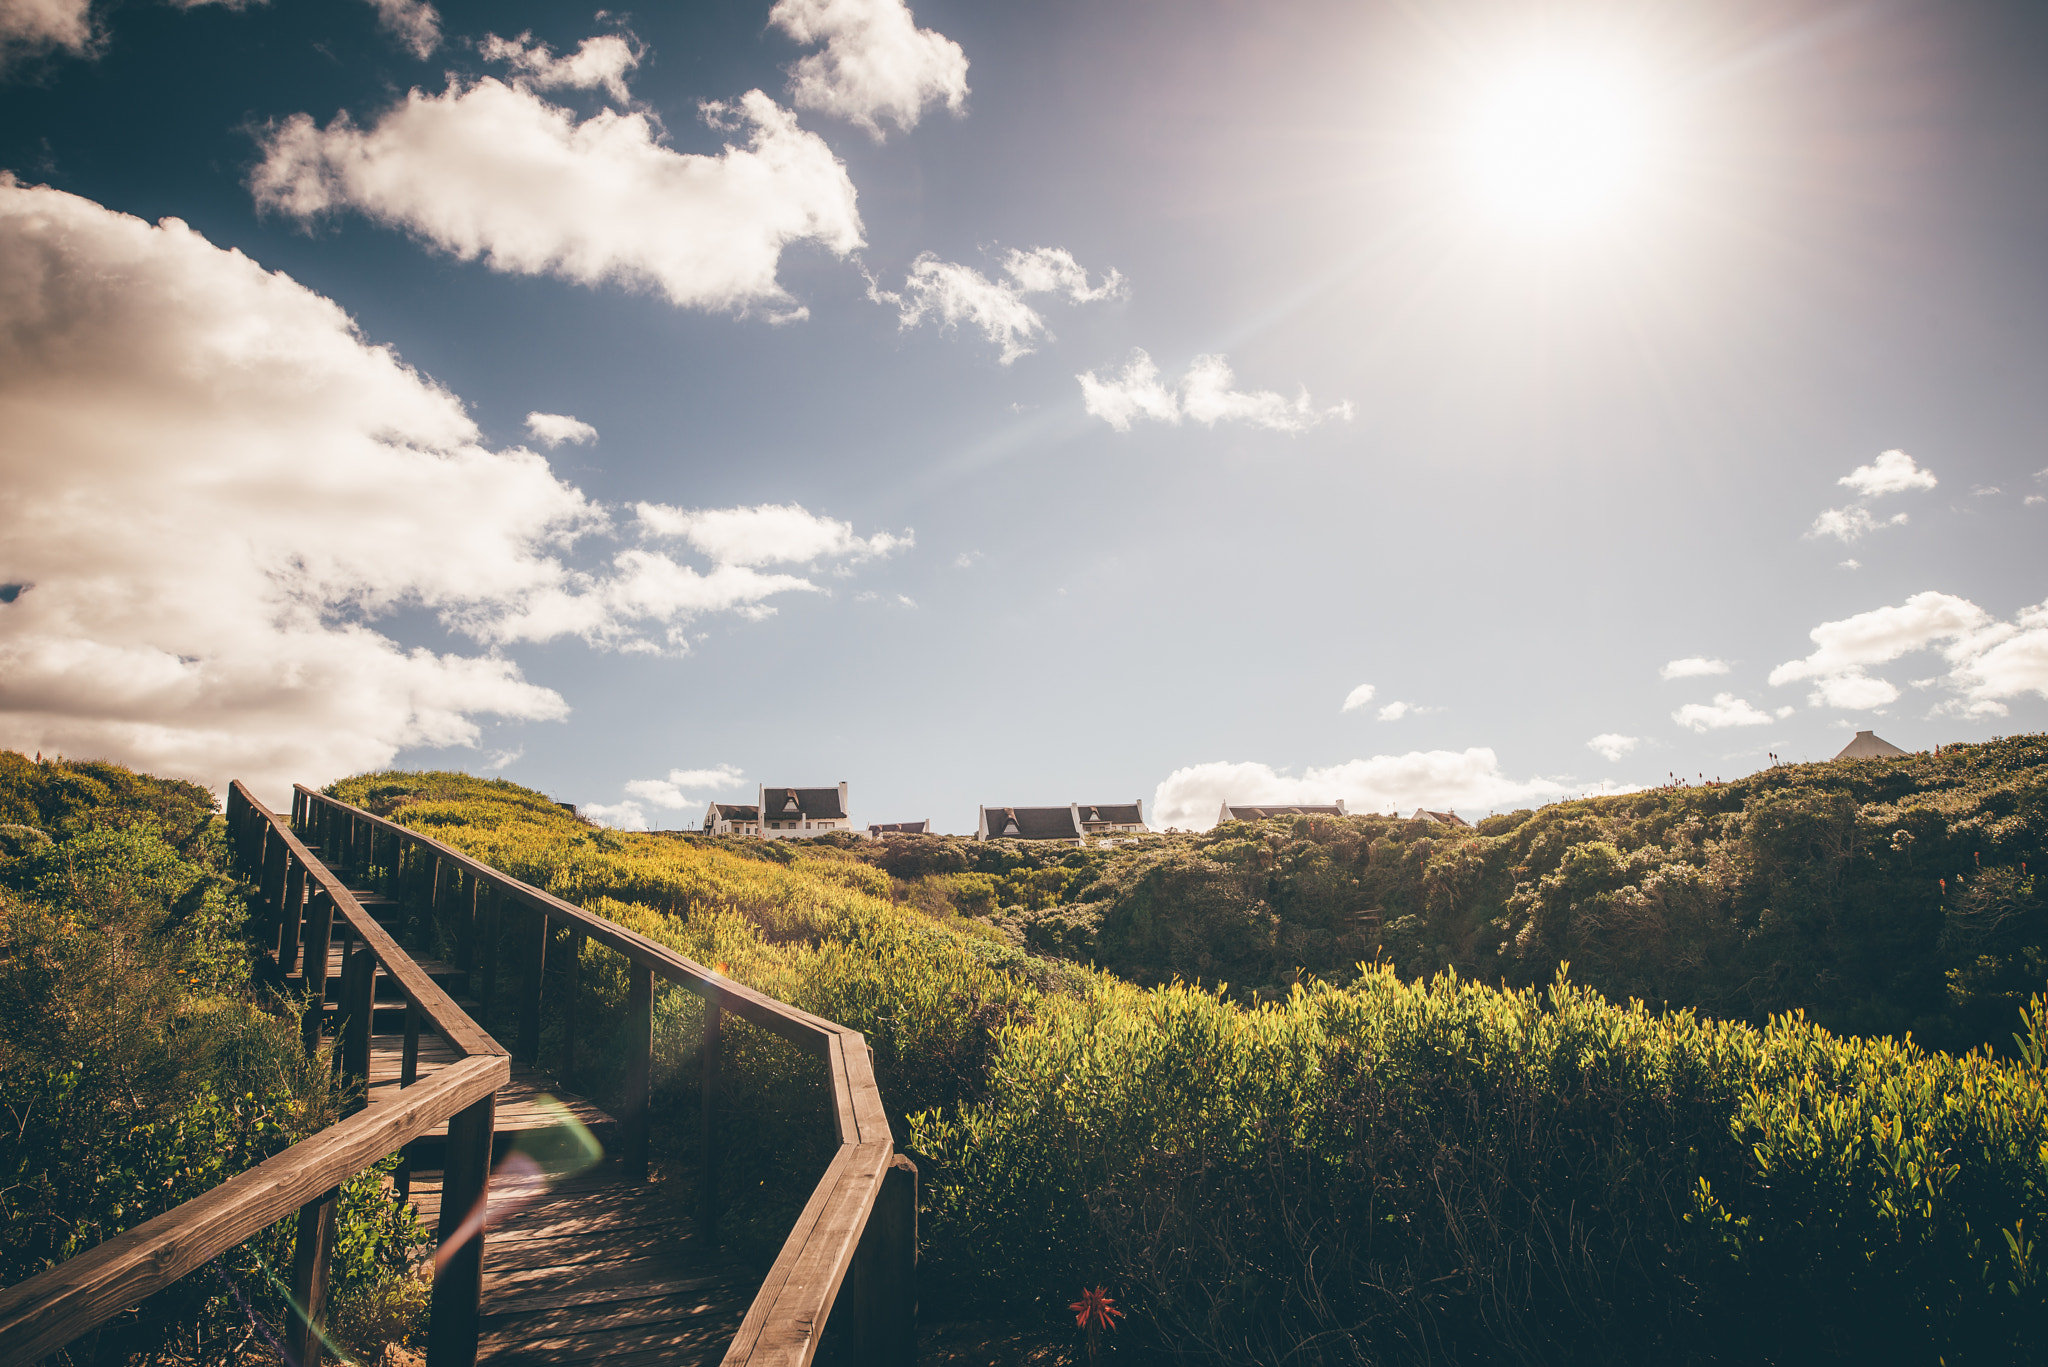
[309,858,757,1364]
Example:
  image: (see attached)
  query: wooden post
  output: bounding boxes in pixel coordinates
[700,999,721,1235]
[278,859,306,979]
[259,825,287,931]
[225,784,246,846]
[624,963,652,1184]
[301,889,336,1057]
[286,1185,339,1367]
[456,871,478,973]
[518,907,546,1066]
[428,855,446,950]
[396,998,421,1202]
[477,885,499,1023]
[840,1154,919,1366]
[341,946,374,1108]
[428,1093,496,1367]
[563,930,585,1084]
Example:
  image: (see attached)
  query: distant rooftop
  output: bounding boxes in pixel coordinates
[1835,730,1910,760]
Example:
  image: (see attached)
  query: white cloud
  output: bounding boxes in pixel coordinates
[582,799,647,830]
[768,0,968,139]
[252,82,863,317]
[867,247,1124,364]
[525,411,597,446]
[952,551,981,569]
[1765,590,2048,716]
[1838,449,1937,497]
[623,763,745,810]
[1803,669,1899,711]
[1340,683,1376,713]
[0,0,95,64]
[1153,749,1568,831]
[1672,693,1777,731]
[365,0,438,58]
[2027,496,2046,508]
[479,31,639,103]
[1659,656,1728,680]
[634,503,910,567]
[1808,505,1908,543]
[1079,349,1352,434]
[0,181,902,797]
[1586,734,1639,762]
[1768,591,1998,685]
[1839,558,1861,570]
[1377,700,1440,721]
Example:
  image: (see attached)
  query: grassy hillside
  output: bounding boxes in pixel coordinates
[829,736,2047,1054]
[340,766,2048,1365]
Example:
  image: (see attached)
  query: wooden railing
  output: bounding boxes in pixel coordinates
[0,784,510,1367]
[289,787,917,1367]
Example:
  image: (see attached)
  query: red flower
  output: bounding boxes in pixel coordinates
[1071,1286,1125,1334]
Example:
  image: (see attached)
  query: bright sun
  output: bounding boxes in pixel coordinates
[1453,47,1658,236]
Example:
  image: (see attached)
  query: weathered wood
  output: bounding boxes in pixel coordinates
[835,1154,917,1367]
[285,1186,338,1367]
[702,1000,722,1238]
[624,963,653,1184]
[341,946,375,1104]
[301,887,336,1057]
[396,998,422,1202]
[429,1092,497,1367]
[519,906,546,1066]
[279,859,306,979]
[0,1056,506,1366]
[564,929,585,1084]
[478,883,500,1024]
[457,869,478,971]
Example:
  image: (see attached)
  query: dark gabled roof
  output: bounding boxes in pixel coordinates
[984,805,1083,840]
[1226,804,1344,821]
[706,804,758,821]
[870,820,931,835]
[764,787,846,820]
[1078,803,1143,826]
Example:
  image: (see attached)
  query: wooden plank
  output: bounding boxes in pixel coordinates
[718,1145,857,1367]
[0,1056,507,1365]
[285,1186,338,1367]
[430,1091,496,1367]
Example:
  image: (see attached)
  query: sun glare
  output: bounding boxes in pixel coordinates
[1453,47,1658,236]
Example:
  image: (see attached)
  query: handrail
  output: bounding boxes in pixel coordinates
[293,787,915,1367]
[0,787,509,1367]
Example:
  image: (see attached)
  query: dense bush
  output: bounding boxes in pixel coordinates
[341,767,2048,1364]
[0,754,426,1365]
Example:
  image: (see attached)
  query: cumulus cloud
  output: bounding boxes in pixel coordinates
[1809,505,1908,543]
[1340,683,1376,713]
[1079,350,1352,434]
[365,0,439,58]
[634,503,910,567]
[479,30,639,104]
[1769,591,2048,718]
[581,800,647,830]
[525,411,597,446]
[1153,750,1568,831]
[1838,448,1937,497]
[1808,450,1937,545]
[867,246,1124,364]
[0,181,900,796]
[251,80,863,317]
[623,763,745,809]
[1672,694,1778,731]
[1587,733,1639,763]
[1659,656,1728,680]
[0,0,95,65]
[1376,701,1439,721]
[768,0,968,139]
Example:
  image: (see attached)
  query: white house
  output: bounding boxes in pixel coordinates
[976,800,1148,842]
[702,803,760,836]
[869,819,932,837]
[1411,807,1471,828]
[756,783,852,838]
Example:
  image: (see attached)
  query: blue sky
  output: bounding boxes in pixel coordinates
[1,0,2044,832]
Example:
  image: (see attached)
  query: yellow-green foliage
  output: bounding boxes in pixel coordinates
[332,771,2048,1364]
